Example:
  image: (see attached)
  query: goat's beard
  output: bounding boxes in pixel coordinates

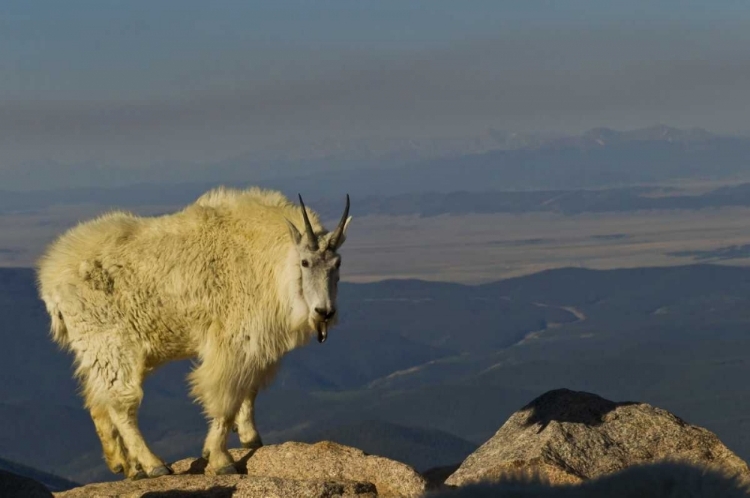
[317,322,328,343]
[310,313,338,344]
[311,319,328,343]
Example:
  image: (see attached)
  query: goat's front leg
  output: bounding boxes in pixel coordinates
[190,353,242,475]
[235,362,278,449]
[235,389,263,450]
[202,415,238,475]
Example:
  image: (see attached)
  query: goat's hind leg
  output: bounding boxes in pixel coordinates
[81,343,172,479]
[90,406,128,475]
[107,398,173,479]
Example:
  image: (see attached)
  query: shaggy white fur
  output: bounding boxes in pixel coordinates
[429,462,750,497]
[37,187,351,478]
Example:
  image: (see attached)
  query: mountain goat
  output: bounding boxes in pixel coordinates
[37,187,351,479]
[429,462,750,498]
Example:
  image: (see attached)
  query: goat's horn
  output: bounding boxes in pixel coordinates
[298,194,319,250]
[328,194,350,250]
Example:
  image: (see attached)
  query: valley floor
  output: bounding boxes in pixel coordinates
[3,204,750,284]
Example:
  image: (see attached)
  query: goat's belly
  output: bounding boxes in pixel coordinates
[141,325,197,368]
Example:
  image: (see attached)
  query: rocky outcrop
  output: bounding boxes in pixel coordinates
[172,441,427,497]
[52,390,750,497]
[55,474,376,497]
[0,469,53,497]
[445,389,750,487]
[55,441,426,498]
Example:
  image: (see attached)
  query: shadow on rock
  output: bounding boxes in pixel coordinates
[142,487,235,498]
[523,388,639,432]
[431,462,750,497]
[178,448,262,476]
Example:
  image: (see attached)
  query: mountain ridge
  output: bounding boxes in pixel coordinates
[1,125,749,203]
[0,456,78,492]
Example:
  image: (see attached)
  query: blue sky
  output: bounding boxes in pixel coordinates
[1,1,749,185]
[3,1,748,100]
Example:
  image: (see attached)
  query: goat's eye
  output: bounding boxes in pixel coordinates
[301,259,310,268]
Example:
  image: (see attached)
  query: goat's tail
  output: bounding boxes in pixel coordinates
[46,301,70,346]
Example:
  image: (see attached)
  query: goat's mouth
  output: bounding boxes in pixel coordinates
[313,320,328,344]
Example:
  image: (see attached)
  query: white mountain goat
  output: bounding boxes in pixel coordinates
[429,462,750,498]
[37,187,351,479]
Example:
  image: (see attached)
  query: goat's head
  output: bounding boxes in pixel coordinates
[286,194,351,343]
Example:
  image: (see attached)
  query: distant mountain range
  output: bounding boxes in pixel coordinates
[545,125,717,149]
[3,264,750,483]
[2,129,549,191]
[1,125,749,200]
[295,126,750,197]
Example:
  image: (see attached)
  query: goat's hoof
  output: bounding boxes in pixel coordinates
[130,470,148,481]
[241,437,263,450]
[111,464,124,474]
[215,464,238,475]
[148,465,173,478]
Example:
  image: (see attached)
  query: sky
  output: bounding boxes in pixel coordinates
[1,0,750,188]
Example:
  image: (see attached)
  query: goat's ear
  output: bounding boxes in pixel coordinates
[285,219,303,246]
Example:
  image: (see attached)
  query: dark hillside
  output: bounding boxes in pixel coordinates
[3,265,750,481]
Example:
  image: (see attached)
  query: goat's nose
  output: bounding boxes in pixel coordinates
[315,307,336,320]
